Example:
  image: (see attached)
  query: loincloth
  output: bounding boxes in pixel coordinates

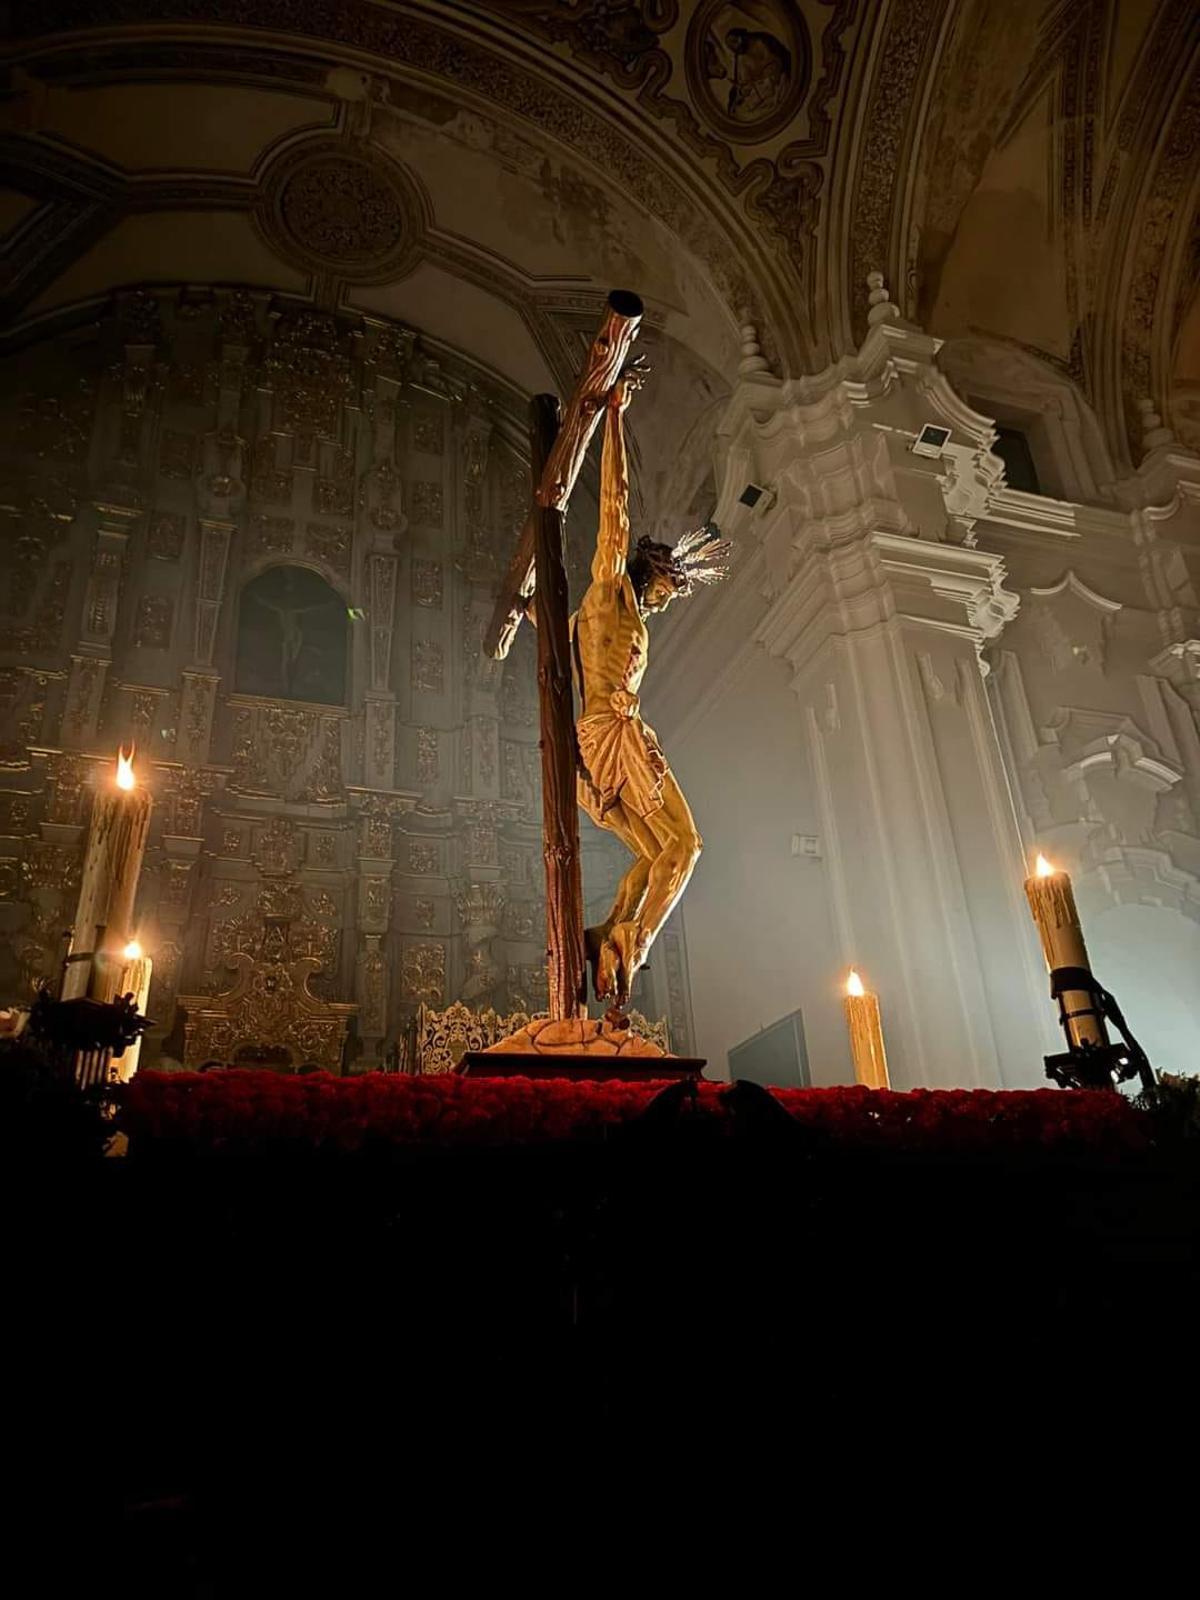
[576,705,667,823]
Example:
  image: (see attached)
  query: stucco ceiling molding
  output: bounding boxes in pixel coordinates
[253,133,429,285]
[839,0,956,351]
[9,2,795,364]
[1116,63,1200,465]
[470,0,865,364]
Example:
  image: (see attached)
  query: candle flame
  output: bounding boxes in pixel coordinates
[1034,852,1056,878]
[123,940,142,961]
[115,746,136,791]
[846,969,865,997]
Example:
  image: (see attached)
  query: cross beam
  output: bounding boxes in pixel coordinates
[528,392,586,1020]
[484,290,643,661]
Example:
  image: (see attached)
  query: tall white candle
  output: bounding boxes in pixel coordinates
[63,747,153,1003]
[844,968,890,1089]
[1023,853,1108,1050]
[115,938,153,1081]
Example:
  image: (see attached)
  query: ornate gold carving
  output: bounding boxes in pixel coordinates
[412,558,443,609]
[413,639,444,693]
[63,658,103,742]
[129,689,157,737]
[414,896,435,930]
[304,522,352,576]
[301,717,344,802]
[0,669,51,763]
[163,765,212,837]
[150,939,182,1010]
[85,547,123,637]
[401,940,446,1006]
[253,815,301,875]
[408,840,439,875]
[362,458,405,532]
[0,790,32,835]
[19,384,95,462]
[222,829,243,856]
[410,999,668,1076]
[264,311,354,439]
[357,798,394,860]
[362,875,391,925]
[503,899,538,941]
[410,480,444,527]
[251,513,294,553]
[359,934,387,1036]
[251,436,292,504]
[180,951,355,1073]
[315,831,337,866]
[502,740,527,803]
[134,593,173,649]
[158,428,195,480]
[314,476,353,517]
[414,412,444,455]
[416,727,439,784]
[501,668,537,728]
[456,882,506,929]
[161,858,195,910]
[507,961,550,1015]
[22,839,81,893]
[44,755,87,826]
[262,706,312,783]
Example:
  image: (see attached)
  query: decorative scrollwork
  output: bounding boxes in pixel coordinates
[410,1000,669,1075]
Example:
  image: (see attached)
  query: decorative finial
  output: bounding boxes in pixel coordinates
[738,321,771,378]
[866,271,901,327]
[1137,395,1174,453]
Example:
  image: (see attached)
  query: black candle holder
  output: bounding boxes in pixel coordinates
[1044,964,1155,1093]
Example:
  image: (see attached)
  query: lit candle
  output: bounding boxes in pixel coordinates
[1023,853,1107,1050]
[115,938,153,1081]
[844,968,889,1089]
[63,746,154,1004]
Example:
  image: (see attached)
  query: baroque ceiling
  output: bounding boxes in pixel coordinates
[1,0,1198,483]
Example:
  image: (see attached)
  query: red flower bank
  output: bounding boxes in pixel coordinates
[121,1069,1150,1160]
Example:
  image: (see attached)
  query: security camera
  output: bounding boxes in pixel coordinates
[911,423,951,458]
[737,482,777,513]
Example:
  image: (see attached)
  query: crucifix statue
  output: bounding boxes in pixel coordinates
[486,290,730,1023]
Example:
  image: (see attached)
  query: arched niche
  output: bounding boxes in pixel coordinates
[235,564,348,706]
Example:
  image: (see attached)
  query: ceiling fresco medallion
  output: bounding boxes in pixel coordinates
[685,0,811,144]
[256,138,426,282]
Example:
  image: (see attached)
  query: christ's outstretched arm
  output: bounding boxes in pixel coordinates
[590,366,642,586]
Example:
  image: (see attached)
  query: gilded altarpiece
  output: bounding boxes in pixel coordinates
[0,287,681,1069]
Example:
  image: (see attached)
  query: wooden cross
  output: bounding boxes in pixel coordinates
[485,290,644,1021]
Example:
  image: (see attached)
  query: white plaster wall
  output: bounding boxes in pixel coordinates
[662,650,851,1084]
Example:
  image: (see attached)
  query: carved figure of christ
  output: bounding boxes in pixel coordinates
[486,291,644,1021]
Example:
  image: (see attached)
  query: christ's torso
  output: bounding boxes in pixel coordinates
[573,575,648,716]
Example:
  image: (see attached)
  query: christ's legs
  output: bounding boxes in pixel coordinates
[585,799,655,1001]
[606,771,702,1005]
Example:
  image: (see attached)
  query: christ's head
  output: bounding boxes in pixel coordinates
[629,538,687,614]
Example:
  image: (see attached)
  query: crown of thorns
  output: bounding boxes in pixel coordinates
[635,523,732,595]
